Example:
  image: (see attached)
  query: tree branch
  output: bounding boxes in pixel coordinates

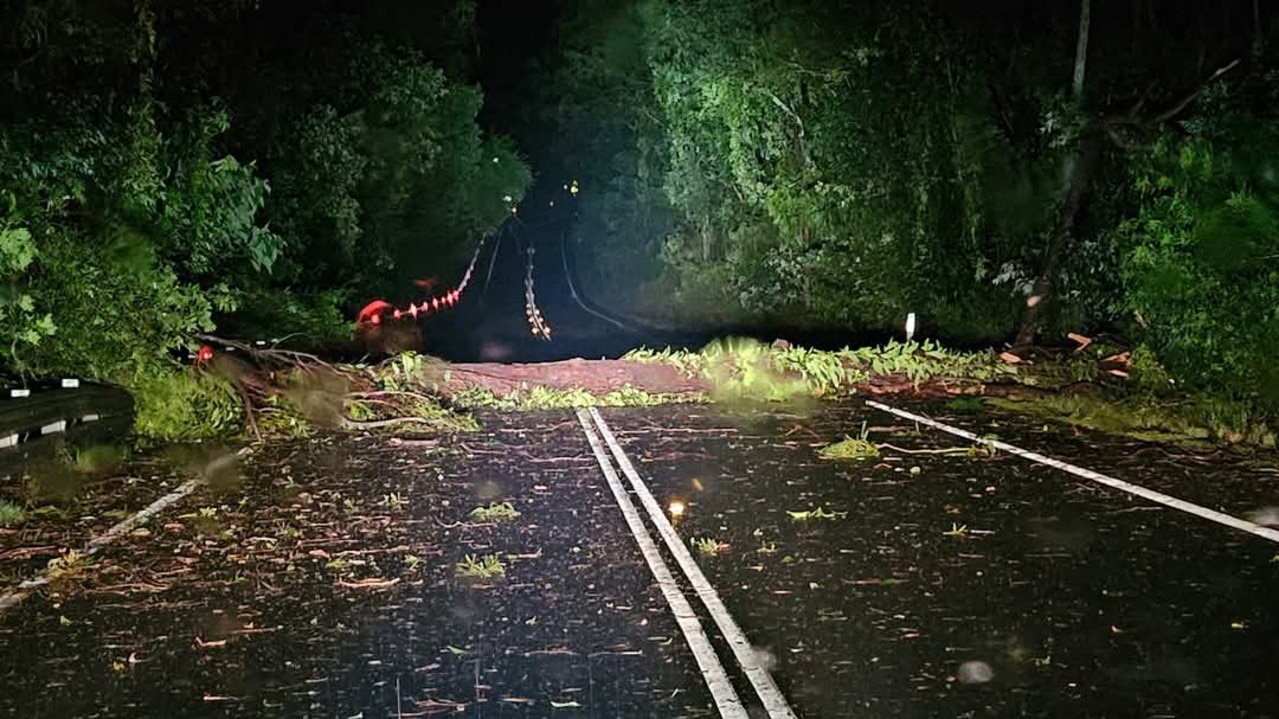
[760,88,815,169]
[1150,58,1241,123]
[1103,58,1240,132]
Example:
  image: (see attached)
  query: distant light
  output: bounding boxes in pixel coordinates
[905,312,917,342]
[549,200,554,206]
[493,157,499,163]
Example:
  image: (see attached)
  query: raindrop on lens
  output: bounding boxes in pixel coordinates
[1247,507,1279,528]
[752,646,777,672]
[957,660,994,684]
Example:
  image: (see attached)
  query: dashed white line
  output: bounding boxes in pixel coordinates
[866,400,1279,544]
[586,407,799,719]
[575,409,748,718]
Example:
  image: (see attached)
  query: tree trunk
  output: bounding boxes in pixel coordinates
[1072,0,1091,101]
[1061,0,1092,194]
[1013,130,1105,348]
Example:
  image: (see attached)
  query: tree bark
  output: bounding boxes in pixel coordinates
[1013,129,1105,348]
[1072,0,1092,101]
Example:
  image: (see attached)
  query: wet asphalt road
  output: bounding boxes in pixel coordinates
[2,399,1279,717]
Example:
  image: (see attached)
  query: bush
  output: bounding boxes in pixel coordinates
[1116,128,1279,406]
[129,367,243,442]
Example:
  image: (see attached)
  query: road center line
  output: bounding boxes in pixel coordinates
[866,400,1279,544]
[574,409,748,718]
[586,407,799,719]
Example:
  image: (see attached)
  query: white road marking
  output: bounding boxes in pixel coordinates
[575,410,748,718]
[40,420,66,435]
[587,407,799,719]
[0,448,250,613]
[866,400,1279,544]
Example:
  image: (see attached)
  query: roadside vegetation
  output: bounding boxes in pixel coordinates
[1,1,1275,453]
[88,335,1277,452]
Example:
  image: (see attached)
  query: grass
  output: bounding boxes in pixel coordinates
[0,501,25,527]
[67,444,128,475]
[469,502,520,523]
[455,554,505,580]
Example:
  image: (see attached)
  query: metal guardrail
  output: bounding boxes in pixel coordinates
[0,380,135,476]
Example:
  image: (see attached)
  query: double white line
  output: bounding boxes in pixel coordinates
[576,407,797,719]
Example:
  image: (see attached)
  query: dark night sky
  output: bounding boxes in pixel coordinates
[475,0,562,136]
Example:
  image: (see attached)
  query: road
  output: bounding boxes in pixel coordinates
[2,398,1279,717]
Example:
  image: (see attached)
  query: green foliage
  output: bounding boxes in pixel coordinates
[130,368,243,442]
[19,231,217,379]
[627,338,1017,398]
[700,337,810,402]
[566,0,1040,335]
[818,436,880,461]
[469,502,520,523]
[837,340,1018,387]
[450,383,691,411]
[529,0,1274,373]
[258,41,532,297]
[159,108,284,276]
[0,501,25,528]
[990,393,1277,450]
[226,288,354,344]
[0,3,529,434]
[1116,124,1279,404]
[0,221,56,369]
[455,553,505,580]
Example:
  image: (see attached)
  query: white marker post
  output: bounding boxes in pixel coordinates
[905,312,917,342]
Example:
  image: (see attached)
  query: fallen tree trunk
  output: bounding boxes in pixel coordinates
[426,358,1088,401]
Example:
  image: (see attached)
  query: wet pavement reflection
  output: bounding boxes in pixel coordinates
[1,399,1277,717]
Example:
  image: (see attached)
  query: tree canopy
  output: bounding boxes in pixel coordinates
[0,0,530,384]
[512,0,1278,405]
[2,0,1277,421]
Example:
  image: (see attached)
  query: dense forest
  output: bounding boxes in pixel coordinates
[2,0,1278,427]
